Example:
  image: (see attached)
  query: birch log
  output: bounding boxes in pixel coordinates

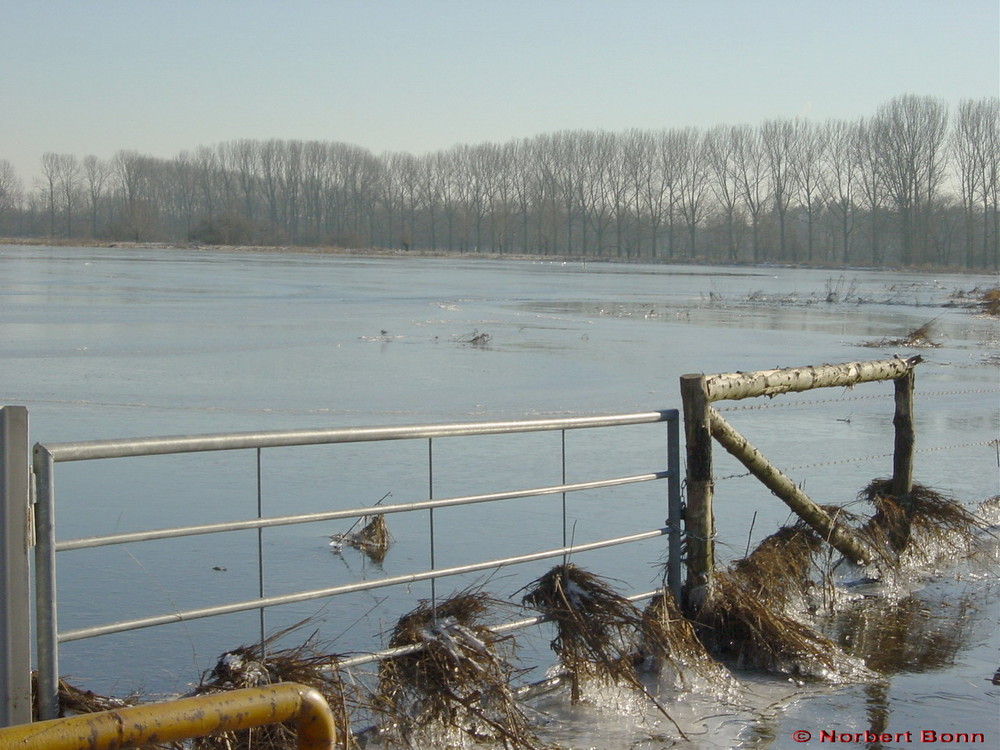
[703,356,923,403]
[708,407,871,565]
[892,369,916,497]
[680,374,715,596]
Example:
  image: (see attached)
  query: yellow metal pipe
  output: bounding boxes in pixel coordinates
[0,682,336,750]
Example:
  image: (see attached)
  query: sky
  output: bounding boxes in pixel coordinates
[2,0,998,184]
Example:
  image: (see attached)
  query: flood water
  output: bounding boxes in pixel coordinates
[2,245,998,748]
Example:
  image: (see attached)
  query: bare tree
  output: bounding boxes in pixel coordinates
[854,118,888,265]
[301,140,330,243]
[56,154,80,237]
[706,125,742,262]
[231,139,261,223]
[39,152,60,236]
[731,124,771,262]
[113,150,158,240]
[607,131,638,258]
[762,118,798,260]
[0,159,23,234]
[792,120,828,262]
[654,129,685,259]
[527,133,564,255]
[675,127,710,259]
[169,151,199,238]
[82,155,111,238]
[280,140,303,243]
[821,120,860,264]
[953,97,1000,269]
[626,130,663,258]
[873,94,949,264]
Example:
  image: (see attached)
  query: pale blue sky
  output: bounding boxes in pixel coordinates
[3,0,997,183]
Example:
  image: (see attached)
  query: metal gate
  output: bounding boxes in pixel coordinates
[1,408,681,723]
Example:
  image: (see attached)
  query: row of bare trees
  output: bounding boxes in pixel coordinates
[1,95,997,269]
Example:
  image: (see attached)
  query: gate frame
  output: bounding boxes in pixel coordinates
[680,356,921,600]
[20,409,681,722]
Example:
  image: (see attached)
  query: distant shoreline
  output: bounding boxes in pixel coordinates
[0,236,591,263]
[0,237,992,275]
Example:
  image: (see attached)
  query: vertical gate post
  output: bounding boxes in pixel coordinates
[680,375,714,605]
[1,406,32,728]
[892,368,916,498]
[33,445,59,721]
[666,411,682,603]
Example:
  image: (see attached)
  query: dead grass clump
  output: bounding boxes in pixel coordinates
[953,286,1000,316]
[687,517,873,680]
[331,512,393,564]
[641,590,733,689]
[862,318,940,348]
[352,514,392,563]
[193,627,354,750]
[691,569,845,679]
[57,678,135,715]
[981,287,1000,316]
[31,674,144,722]
[859,479,986,563]
[375,591,538,749]
[731,522,826,609]
[521,564,647,702]
[457,329,492,346]
[520,564,687,738]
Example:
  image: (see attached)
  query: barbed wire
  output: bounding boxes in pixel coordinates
[714,438,999,481]
[7,388,997,414]
[716,388,1000,412]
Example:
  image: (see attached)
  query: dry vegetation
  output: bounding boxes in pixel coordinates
[686,522,856,679]
[950,285,1000,316]
[520,564,688,738]
[330,493,393,564]
[191,626,355,750]
[862,318,940,348]
[373,591,539,749]
[858,478,988,565]
[31,477,992,749]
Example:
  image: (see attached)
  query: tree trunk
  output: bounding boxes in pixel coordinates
[702,356,922,403]
[891,370,915,497]
[679,374,714,604]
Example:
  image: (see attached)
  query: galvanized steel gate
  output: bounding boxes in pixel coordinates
[2,408,682,724]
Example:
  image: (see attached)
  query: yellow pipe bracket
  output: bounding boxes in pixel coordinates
[0,682,336,750]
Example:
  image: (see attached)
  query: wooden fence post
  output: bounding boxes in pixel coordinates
[892,368,916,498]
[680,374,714,603]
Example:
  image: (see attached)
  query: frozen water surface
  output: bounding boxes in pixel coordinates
[2,245,997,747]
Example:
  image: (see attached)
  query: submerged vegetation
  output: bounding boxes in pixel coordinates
[862,318,940,348]
[373,591,537,749]
[329,492,394,565]
[858,478,988,565]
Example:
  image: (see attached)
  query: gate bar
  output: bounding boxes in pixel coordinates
[59,527,669,643]
[56,471,669,551]
[41,411,674,462]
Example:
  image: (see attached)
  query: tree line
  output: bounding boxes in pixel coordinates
[1,94,997,270]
